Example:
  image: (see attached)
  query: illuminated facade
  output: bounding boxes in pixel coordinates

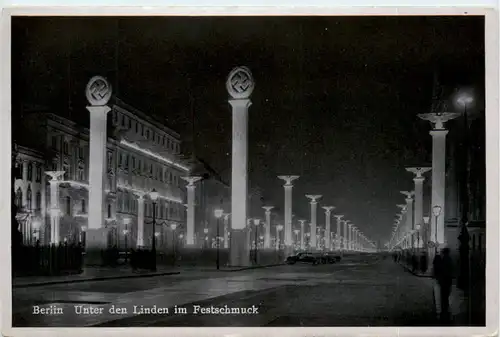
[15,98,188,248]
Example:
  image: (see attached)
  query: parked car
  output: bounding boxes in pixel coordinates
[286,252,320,265]
[322,252,341,264]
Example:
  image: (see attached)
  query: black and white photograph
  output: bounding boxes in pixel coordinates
[2,8,498,335]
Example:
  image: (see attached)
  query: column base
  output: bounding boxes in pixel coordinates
[229,229,250,267]
[284,245,294,258]
[84,228,109,266]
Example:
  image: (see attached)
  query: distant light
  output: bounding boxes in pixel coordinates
[170,223,178,230]
[214,209,224,219]
[120,139,189,171]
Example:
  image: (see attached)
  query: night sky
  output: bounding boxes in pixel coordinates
[11,16,485,244]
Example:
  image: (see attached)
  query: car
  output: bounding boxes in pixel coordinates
[322,252,341,264]
[286,252,320,265]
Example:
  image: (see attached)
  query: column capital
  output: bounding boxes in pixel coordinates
[298,220,307,225]
[278,175,299,187]
[262,206,274,212]
[334,214,344,220]
[229,99,252,109]
[429,129,450,137]
[306,194,322,203]
[406,167,431,178]
[400,191,414,199]
[45,171,65,182]
[134,192,146,200]
[418,112,460,130]
[86,105,111,116]
[181,176,203,187]
[322,206,335,214]
[396,204,407,212]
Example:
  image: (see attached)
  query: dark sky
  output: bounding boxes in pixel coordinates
[11,16,485,244]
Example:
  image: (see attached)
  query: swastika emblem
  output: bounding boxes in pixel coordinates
[85,76,112,106]
[226,66,254,99]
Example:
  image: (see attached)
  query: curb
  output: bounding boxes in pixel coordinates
[13,271,181,288]
[13,264,285,288]
[397,262,433,278]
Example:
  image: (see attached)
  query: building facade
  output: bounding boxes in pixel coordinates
[14,98,188,250]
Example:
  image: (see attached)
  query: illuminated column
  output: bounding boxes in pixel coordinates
[22,160,28,206]
[181,176,202,247]
[227,67,254,267]
[276,225,283,250]
[262,206,274,249]
[135,193,145,247]
[278,176,299,256]
[223,214,230,249]
[343,220,349,251]
[306,195,322,250]
[418,113,459,245]
[85,76,112,265]
[401,191,415,248]
[334,215,343,251]
[406,167,431,246]
[348,224,353,251]
[298,220,306,250]
[45,171,65,244]
[322,206,334,251]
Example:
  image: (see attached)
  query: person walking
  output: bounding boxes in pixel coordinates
[433,247,454,323]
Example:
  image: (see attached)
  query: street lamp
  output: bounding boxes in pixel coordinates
[276,224,283,251]
[214,209,224,270]
[432,205,442,252]
[170,222,178,267]
[253,218,261,264]
[203,227,209,248]
[149,189,159,272]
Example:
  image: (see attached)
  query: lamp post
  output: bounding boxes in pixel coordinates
[203,228,209,248]
[293,229,300,249]
[170,222,178,267]
[415,224,421,253]
[276,225,283,251]
[122,228,129,263]
[432,205,442,253]
[253,218,261,264]
[149,189,159,272]
[214,209,224,270]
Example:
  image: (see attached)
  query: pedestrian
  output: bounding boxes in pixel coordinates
[433,247,453,323]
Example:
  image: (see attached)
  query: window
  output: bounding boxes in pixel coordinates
[132,156,136,169]
[79,146,84,159]
[27,162,33,181]
[63,141,69,155]
[140,124,144,136]
[63,164,70,180]
[124,154,129,170]
[107,204,112,219]
[121,114,126,127]
[81,199,86,213]
[135,121,139,133]
[107,152,113,168]
[15,188,22,208]
[36,166,41,182]
[66,196,71,216]
[128,118,132,129]
[51,136,58,149]
[146,129,150,139]
[162,136,165,145]
[52,160,58,171]
[36,192,41,210]
[27,186,32,210]
[77,165,85,181]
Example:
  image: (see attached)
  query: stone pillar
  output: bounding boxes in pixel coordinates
[401,191,415,248]
[227,66,254,267]
[135,193,145,247]
[342,220,349,251]
[262,206,274,249]
[40,166,47,243]
[223,214,230,249]
[406,167,431,246]
[85,76,112,265]
[278,176,299,256]
[334,215,343,251]
[298,220,306,250]
[306,195,322,250]
[276,225,283,251]
[418,113,459,245]
[45,171,65,244]
[347,224,353,251]
[181,176,202,247]
[22,160,28,206]
[322,206,334,251]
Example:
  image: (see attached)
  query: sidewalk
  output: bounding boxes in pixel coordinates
[13,263,285,288]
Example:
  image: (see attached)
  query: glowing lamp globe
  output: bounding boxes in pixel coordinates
[149,189,159,202]
[432,205,442,217]
[214,209,224,219]
[170,223,178,231]
[204,228,209,234]
[423,216,430,224]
